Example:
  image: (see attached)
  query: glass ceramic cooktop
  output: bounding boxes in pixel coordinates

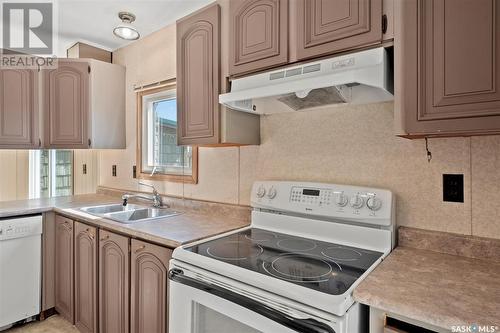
[186,228,384,295]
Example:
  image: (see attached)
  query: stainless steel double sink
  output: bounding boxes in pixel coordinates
[80,204,180,224]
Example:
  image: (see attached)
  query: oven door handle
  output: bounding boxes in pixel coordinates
[169,268,336,333]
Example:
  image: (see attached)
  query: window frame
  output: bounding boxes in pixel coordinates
[136,82,198,184]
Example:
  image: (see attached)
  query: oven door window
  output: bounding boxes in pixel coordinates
[193,303,261,333]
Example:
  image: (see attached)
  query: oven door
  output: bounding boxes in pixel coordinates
[168,264,339,333]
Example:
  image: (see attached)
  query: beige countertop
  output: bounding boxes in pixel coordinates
[0,194,250,248]
[353,246,500,330]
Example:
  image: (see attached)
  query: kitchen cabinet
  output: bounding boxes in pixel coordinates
[52,215,173,333]
[0,69,40,148]
[229,0,288,76]
[74,222,98,333]
[177,3,260,145]
[43,60,90,148]
[54,215,74,323]
[395,0,500,137]
[177,3,221,145]
[130,239,172,333]
[290,0,383,61]
[99,230,130,333]
[41,59,125,148]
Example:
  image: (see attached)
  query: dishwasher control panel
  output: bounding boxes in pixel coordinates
[0,215,43,240]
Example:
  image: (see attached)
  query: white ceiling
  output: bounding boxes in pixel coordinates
[56,0,214,56]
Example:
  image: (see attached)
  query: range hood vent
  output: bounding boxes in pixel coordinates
[219,47,393,115]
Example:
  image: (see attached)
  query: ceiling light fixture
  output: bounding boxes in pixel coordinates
[113,12,140,40]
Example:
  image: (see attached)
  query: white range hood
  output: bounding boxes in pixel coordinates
[219,47,393,114]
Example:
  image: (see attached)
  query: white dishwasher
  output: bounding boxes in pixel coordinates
[0,215,42,329]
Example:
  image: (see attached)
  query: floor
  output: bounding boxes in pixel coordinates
[3,316,77,333]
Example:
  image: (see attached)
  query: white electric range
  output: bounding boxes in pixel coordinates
[169,181,395,333]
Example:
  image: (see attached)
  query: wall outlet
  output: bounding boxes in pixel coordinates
[443,174,464,203]
[112,165,117,177]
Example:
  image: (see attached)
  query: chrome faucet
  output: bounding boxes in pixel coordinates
[122,182,164,208]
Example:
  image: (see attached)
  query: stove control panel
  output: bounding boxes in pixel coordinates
[251,181,394,226]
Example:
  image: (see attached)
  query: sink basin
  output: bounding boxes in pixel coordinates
[80,204,180,223]
[81,204,143,215]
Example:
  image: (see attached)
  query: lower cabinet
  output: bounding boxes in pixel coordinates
[130,239,172,333]
[55,215,74,323]
[74,222,98,333]
[53,214,172,333]
[99,230,130,333]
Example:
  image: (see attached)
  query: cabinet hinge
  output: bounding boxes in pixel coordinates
[88,65,91,73]
[382,14,388,34]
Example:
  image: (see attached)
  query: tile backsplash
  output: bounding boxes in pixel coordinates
[98,22,500,239]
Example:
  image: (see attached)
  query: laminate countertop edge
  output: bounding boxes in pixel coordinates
[0,194,251,248]
[353,246,500,331]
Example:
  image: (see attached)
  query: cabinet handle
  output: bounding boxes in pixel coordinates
[135,245,146,253]
[100,234,110,241]
[38,138,41,147]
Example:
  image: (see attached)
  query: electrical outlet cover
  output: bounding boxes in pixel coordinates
[443,174,464,203]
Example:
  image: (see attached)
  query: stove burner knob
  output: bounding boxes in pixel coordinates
[367,196,382,211]
[267,186,277,199]
[256,185,266,198]
[350,195,364,209]
[334,193,348,207]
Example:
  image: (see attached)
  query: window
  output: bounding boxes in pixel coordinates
[137,83,198,183]
[29,150,73,198]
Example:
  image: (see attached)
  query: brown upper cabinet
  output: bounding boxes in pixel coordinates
[0,69,40,148]
[177,3,221,145]
[226,0,386,76]
[41,59,126,148]
[229,0,289,76]
[176,3,261,146]
[43,61,90,148]
[290,0,383,62]
[395,0,500,137]
[0,58,125,150]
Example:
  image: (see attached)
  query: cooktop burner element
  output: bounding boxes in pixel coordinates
[207,240,264,261]
[187,228,383,295]
[322,246,363,261]
[264,253,338,282]
[277,238,317,251]
[244,230,277,242]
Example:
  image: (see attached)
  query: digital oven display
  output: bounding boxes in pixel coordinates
[302,189,320,196]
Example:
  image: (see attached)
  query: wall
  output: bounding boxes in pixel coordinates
[0,151,29,201]
[99,18,500,239]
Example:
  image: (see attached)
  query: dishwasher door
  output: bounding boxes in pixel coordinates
[0,215,43,328]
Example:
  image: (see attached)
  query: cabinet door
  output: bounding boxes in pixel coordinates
[130,239,172,333]
[291,0,383,61]
[43,60,90,148]
[55,215,74,323]
[177,3,220,145]
[0,69,39,148]
[99,230,130,333]
[395,0,500,137]
[229,0,288,76]
[74,222,97,333]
